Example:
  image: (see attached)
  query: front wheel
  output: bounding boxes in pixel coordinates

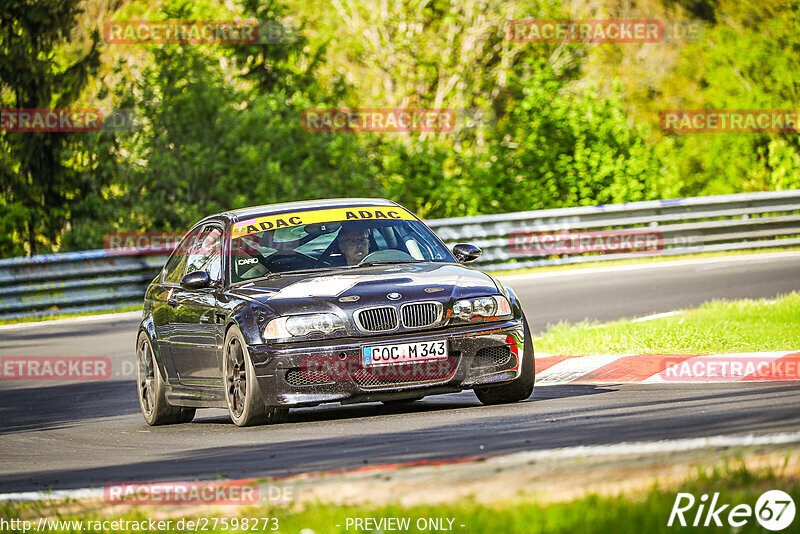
[474,315,535,405]
[136,332,195,425]
[223,326,289,427]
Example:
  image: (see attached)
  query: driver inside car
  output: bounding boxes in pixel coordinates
[336,226,371,265]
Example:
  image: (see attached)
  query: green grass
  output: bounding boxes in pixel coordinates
[536,292,800,355]
[1,461,797,533]
[0,305,141,326]
[493,246,800,276]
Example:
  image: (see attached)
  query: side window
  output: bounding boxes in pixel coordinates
[185,226,223,282]
[163,227,202,284]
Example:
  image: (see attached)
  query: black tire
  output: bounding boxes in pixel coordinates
[136,332,196,425]
[474,315,535,405]
[223,326,289,426]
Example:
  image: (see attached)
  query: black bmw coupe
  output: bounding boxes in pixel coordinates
[136,198,534,426]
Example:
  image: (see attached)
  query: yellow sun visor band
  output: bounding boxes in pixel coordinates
[231,206,417,238]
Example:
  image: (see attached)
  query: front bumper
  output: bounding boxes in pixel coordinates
[249,319,526,406]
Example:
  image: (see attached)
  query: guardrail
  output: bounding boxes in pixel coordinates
[1,189,798,320]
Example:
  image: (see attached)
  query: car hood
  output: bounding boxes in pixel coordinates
[228,262,500,315]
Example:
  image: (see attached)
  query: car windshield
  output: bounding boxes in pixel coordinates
[229,207,455,284]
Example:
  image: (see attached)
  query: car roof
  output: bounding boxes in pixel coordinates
[221,198,402,223]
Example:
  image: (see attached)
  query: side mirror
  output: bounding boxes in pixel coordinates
[180,270,212,290]
[452,243,482,263]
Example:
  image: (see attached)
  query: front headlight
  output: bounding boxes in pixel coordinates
[263,313,345,340]
[451,295,512,322]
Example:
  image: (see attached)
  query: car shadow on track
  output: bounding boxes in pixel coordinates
[0,380,139,435]
[2,384,800,493]
[188,385,617,426]
[0,384,800,491]
[0,381,612,435]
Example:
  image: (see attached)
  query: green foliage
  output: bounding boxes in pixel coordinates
[656,0,800,195]
[2,0,799,258]
[0,0,100,255]
[56,0,382,250]
[481,64,672,211]
[377,138,482,218]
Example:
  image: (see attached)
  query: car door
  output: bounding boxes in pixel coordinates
[154,226,202,380]
[168,223,225,387]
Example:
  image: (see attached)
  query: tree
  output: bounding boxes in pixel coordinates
[0,0,100,256]
[481,63,672,212]
[89,0,380,238]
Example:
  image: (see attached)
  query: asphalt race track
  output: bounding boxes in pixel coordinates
[1,253,799,493]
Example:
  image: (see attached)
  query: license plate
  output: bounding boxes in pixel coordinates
[363,340,448,367]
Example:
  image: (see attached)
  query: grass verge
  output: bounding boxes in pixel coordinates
[535,292,800,355]
[1,461,797,533]
[0,305,141,326]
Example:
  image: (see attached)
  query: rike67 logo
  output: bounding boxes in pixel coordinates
[669,490,796,531]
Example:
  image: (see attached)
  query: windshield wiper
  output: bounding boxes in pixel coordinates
[232,267,335,286]
[265,267,338,279]
[354,259,428,267]
[233,261,428,286]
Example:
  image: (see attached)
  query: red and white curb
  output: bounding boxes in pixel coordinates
[534,351,800,384]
